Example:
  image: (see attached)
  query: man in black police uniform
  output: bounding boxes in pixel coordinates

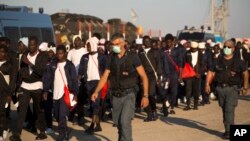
[91,33,149,141]
[206,40,249,139]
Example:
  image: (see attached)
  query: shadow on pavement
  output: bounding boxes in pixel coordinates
[55,128,111,141]
[9,109,111,141]
[160,116,223,138]
[239,95,250,101]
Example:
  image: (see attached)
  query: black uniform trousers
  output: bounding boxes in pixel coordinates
[15,88,46,135]
[43,91,53,129]
[168,73,179,109]
[185,76,201,107]
[144,75,157,114]
[201,74,209,103]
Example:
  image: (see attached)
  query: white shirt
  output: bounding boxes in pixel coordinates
[191,51,198,67]
[215,53,220,58]
[0,61,6,67]
[240,49,244,61]
[0,61,9,85]
[67,47,88,74]
[18,54,23,70]
[145,48,150,54]
[27,51,39,74]
[21,51,43,90]
[87,54,100,81]
[53,62,67,100]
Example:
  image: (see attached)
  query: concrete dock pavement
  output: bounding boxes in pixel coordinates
[6,91,250,141]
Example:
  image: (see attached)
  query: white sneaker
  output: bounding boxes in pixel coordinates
[184,97,187,103]
[199,95,203,102]
[165,101,170,108]
[3,130,9,140]
[177,99,181,105]
[210,92,216,100]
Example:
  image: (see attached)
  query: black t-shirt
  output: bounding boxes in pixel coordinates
[105,52,142,70]
[105,52,142,90]
[209,57,247,72]
[209,56,247,85]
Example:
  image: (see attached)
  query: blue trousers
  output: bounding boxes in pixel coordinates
[86,80,100,116]
[54,97,69,137]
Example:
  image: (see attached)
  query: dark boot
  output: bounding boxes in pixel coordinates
[35,132,47,140]
[162,100,169,117]
[85,123,94,134]
[184,98,191,111]
[9,134,22,141]
[94,115,102,132]
[144,105,154,122]
[169,109,175,114]
[152,111,158,121]
[184,106,191,111]
[162,107,169,117]
[144,113,154,122]
[194,99,199,110]
[94,123,102,132]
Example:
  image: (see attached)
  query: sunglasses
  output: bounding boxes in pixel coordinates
[223,46,233,49]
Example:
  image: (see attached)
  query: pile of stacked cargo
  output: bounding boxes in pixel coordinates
[51,13,137,45]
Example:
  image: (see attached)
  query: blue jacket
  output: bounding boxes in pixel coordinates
[43,60,78,96]
[78,53,106,82]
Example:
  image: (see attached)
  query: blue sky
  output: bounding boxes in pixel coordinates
[1,0,250,38]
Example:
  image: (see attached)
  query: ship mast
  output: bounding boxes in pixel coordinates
[210,0,230,40]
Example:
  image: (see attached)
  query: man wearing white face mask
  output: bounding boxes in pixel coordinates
[91,33,149,141]
[206,40,249,139]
